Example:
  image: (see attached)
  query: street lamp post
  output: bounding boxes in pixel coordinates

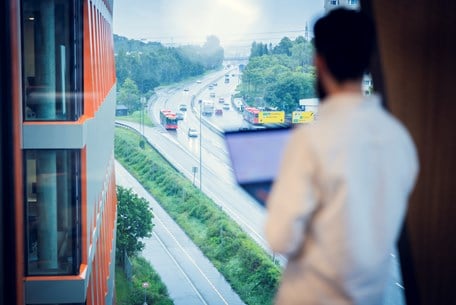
[141,96,146,138]
[142,282,149,305]
[199,99,202,190]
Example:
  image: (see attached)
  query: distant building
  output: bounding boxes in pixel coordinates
[324,0,359,12]
[299,98,319,113]
[116,105,129,116]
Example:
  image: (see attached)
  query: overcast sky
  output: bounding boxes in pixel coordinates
[113,0,324,50]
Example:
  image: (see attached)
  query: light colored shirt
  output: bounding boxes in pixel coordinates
[265,93,418,305]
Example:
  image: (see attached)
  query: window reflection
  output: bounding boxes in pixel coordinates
[22,0,82,121]
[25,150,80,275]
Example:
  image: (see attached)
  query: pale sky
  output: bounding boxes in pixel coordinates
[113,0,324,52]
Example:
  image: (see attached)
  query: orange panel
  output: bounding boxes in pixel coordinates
[83,0,94,117]
[10,0,24,304]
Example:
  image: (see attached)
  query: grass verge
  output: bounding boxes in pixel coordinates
[116,110,154,127]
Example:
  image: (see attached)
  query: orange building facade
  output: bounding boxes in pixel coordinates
[3,0,117,304]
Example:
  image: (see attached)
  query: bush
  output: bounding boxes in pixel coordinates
[116,257,173,305]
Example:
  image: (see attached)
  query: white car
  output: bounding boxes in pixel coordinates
[176,112,184,120]
[187,128,198,137]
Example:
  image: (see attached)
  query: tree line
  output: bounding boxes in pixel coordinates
[239,36,317,113]
[115,34,224,111]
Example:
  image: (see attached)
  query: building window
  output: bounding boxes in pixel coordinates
[348,0,358,5]
[25,150,81,275]
[21,0,83,121]
[330,0,339,5]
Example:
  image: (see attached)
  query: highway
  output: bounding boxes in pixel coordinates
[121,66,286,264]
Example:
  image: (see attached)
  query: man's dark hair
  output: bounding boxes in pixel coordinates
[314,8,375,82]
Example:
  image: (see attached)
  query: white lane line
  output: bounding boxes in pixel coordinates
[154,213,231,305]
[152,231,209,305]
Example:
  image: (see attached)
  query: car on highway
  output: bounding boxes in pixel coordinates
[196,80,202,84]
[183,88,189,92]
[223,102,230,110]
[215,108,223,115]
[210,92,216,98]
[176,112,184,120]
[187,128,198,137]
[218,97,225,103]
[179,104,187,111]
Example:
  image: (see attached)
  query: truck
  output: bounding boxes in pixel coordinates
[201,100,214,116]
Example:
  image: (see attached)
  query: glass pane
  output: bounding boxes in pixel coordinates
[22,0,81,121]
[25,150,80,275]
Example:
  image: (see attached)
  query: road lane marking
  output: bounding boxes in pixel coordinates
[152,231,209,305]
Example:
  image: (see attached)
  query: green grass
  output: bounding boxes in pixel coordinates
[115,257,173,305]
[116,110,154,127]
[115,127,280,305]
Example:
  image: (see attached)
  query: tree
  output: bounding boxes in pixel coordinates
[116,186,153,259]
[290,40,314,67]
[117,77,141,111]
[250,41,269,58]
[201,35,224,69]
[273,37,293,56]
[264,72,316,113]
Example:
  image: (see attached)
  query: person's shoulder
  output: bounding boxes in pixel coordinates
[291,122,316,138]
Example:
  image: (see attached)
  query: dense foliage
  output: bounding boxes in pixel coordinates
[115,127,281,305]
[114,34,224,111]
[116,186,154,258]
[240,36,316,112]
[116,258,173,305]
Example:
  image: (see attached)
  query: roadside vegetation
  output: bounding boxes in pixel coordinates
[239,36,317,113]
[115,186,174,305]
[116,109,154,127]
[115,257,173,305]
[114,34,224,112]
[115,127,281,305]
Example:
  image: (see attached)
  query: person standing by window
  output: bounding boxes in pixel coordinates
[265,8,418,305]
